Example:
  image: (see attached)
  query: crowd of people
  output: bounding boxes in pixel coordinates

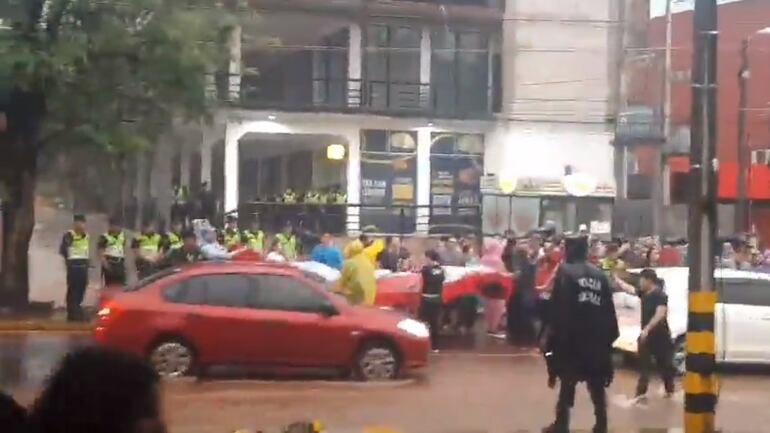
[54,213,746,433]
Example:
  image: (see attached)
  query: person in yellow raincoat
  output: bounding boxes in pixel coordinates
[358,233,384,266]
[339,240,377,305]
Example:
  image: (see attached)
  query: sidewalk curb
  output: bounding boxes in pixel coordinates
[0,321,92,333]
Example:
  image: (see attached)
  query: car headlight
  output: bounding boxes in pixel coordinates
[397,318,430,338]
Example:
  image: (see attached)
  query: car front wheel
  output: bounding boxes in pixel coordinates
[355,342,400,381]
[149,339,196,378]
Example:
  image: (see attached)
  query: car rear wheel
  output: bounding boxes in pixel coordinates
[355,341,399,381]
[149,339,196,378]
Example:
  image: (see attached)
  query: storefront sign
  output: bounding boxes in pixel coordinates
[590,220,612,234]
[513,176,615,198]
[360,153,416,233]
[430,155,483,228]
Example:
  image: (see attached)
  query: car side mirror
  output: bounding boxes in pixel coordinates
[318,301,338,317]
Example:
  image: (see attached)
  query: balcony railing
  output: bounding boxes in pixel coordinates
[405,0,503,8]
[213,74,494,120]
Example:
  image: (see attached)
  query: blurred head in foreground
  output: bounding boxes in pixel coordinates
[28,346,165,433]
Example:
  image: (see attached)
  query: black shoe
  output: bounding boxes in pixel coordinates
[593,423,608,433]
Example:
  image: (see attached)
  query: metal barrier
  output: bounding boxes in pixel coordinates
[236,202,482,237]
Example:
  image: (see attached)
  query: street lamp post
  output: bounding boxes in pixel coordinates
[736,27,770,234]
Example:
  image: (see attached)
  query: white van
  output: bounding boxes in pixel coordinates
[613,267,770,375]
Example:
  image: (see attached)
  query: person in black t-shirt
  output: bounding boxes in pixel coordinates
[614,268,675,401]
[420,249,445,352]
[162,229,205,268]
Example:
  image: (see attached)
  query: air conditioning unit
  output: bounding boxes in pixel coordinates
[751,149,770,164]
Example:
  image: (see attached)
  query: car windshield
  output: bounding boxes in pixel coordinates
[124,267,181,292]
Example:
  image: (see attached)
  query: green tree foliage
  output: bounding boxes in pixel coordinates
[0,0,237,308]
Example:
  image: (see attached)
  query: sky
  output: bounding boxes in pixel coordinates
[649,0,744,18]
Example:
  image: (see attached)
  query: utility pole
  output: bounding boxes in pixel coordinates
[736,38,749,234]
[685,0,718,432]
[653,0,674,237]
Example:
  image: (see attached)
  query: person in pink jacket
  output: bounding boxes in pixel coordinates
[480,238,507,338]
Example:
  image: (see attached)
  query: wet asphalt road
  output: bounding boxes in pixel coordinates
[4,333,770,432]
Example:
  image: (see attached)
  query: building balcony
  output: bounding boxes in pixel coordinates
[215,74,496,120]
[248,0,503,25]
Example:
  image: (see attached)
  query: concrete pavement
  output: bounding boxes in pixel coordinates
[3,333,770,432]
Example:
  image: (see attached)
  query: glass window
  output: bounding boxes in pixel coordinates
[161,282,185,302]
[176,276,208,305]
[362,130,388,153]
[720,279,770,307]
[431,133,456,154]
[203,274,254,307]
[170,274,253,307]
[253,275,328,312]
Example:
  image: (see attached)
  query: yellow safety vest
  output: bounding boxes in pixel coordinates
[166,232,182,250]
[68,231,89,261]
[137,233,161,261]
[103,232,125,259]
[223,229,240,248]
[243,230,265,251]
[283,191,297,204]
[335,192,347,204]
[276,233,297,258]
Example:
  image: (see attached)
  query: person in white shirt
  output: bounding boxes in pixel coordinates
[266,239,287,263]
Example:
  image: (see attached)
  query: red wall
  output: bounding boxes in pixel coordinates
[632,0,770,199]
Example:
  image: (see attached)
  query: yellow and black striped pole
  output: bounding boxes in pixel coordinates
[685,0,719,432]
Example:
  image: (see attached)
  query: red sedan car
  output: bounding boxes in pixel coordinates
[93,261,430,381]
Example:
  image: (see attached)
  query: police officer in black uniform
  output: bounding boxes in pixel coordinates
[544,235,619,433]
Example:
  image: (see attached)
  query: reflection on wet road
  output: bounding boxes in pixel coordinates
[0,333,91,390]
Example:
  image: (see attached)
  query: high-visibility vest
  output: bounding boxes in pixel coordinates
[334,191,347,204]
[103,232,125,259]
[136,233,161,261]
[67,231,90,261]
[223,229,240,248]
[276,233,297,258]
[304,192,318,204]
[166,231,182,250]
[243,230,265,251]
[174,186,188,204]
[283,190,297,204]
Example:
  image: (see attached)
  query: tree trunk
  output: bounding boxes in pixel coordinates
[0,88,45,310]
[0,162,37,309]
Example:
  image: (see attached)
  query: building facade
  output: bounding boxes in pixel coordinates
[182,0,620,236]
[619,0,770,240]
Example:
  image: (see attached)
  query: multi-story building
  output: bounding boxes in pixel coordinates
[618,0,770,240]
[181,0,620,236]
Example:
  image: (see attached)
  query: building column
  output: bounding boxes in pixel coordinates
[419,27,431,108]
[416,127,431,235]
[228,25,242,101]
[224,122,241,214]
[200,127,216,187]
[346,132,361,234]
[348,24,362,108]
[180,142,191,188]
